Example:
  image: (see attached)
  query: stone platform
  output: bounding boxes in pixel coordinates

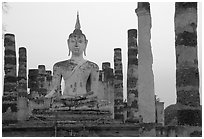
[30,108,113,123]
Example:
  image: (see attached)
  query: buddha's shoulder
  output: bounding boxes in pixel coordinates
[53,60,71,68]
[86,60,99,69]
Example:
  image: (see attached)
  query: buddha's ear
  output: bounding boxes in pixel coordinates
[85,39,88,45]
[84,39,88,56]
[67,39,71,56]
[67,39,70,48]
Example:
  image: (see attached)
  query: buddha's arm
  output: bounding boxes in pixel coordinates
[45,63,62,98]
[90,64,99,97]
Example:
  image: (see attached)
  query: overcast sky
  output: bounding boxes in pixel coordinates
[2,2,202,108]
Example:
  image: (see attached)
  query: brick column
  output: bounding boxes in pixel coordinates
[114,48,124,121]
[175,2,201,126]
[3,33,17,117]
[45,70,52,94]
[102,62,114,100]
[17,47,28,121]
[136,2,155,123]
[37,65,47,96]
[127,29,139,119]
[28,69,39,99]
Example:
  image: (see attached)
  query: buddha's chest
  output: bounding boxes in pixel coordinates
[61,64,92,81]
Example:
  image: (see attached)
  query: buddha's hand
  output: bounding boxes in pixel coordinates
[45,90,58,98]
[84,91,94,98]
[86,92,98,101]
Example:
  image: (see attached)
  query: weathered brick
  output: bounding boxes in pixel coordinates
[177,109,201,126]
[3,83,16,92]
[176,31,197,47]
[137,2,150,12]
[2,103,17,113]
[3,95,17,102]
[4,76,17,83]
[176,2,197,11]
[4,57,16,65]
[176,67,199,87]
[128,90,138,97]
[4,34,15,47]
[5,49,16,56]
[177,90,200,107]
[127,78,137,88]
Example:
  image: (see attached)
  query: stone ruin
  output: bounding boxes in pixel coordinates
[2,2,201,137]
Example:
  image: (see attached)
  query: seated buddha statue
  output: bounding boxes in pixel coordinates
[45,12,99,109]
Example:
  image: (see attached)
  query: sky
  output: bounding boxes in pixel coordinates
[2,2,202,108]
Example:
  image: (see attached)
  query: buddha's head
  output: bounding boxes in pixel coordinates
[67,12,88,56]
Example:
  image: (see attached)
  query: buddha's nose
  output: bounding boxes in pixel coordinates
[74,42,79,47]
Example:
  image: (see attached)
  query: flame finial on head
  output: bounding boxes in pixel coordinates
[75,11,81,30]
[71,11,83,36]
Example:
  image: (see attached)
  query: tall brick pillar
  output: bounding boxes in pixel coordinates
[102,62,111,70]
[136,2,155,123]
[114,48,124,121]
[102,62,113,82]
[28,69,39,99]
[127,29,139,119]
[102,62,114,100]
[175,2,201,126]
[37,65,47,96]
[46,70,52,94]
[3,33,17,118]
[17,47,28,121]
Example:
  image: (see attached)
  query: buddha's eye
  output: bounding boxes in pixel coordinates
[78,40,83,43]
[71,40,75,43]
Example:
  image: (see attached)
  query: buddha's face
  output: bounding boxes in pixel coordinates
[68,35,87,56]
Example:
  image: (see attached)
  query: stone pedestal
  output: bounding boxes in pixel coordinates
[114,48,124,121]
[136,2,155,123]
[175,2,201,126]
[127,29,139,119]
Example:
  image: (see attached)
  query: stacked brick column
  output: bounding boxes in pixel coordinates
[175,2,201,126]
[102,62,114,100]
[28,69,39,99]
[37,65,47,96]
[114,48,124,121]
[99,70,103,82]
[102,62,111,70]
[45,70,52,94]
[136,2,155,123]
[3,33,17,115]
[102,62,114,82]
[127,29,139,119]
[17,47,28,121]
[28,66,53,99]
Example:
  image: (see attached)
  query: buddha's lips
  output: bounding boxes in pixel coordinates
[73,48,79,51]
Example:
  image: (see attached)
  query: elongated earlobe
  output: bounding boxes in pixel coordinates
[68,50,71,56]
[84,40,87,56]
